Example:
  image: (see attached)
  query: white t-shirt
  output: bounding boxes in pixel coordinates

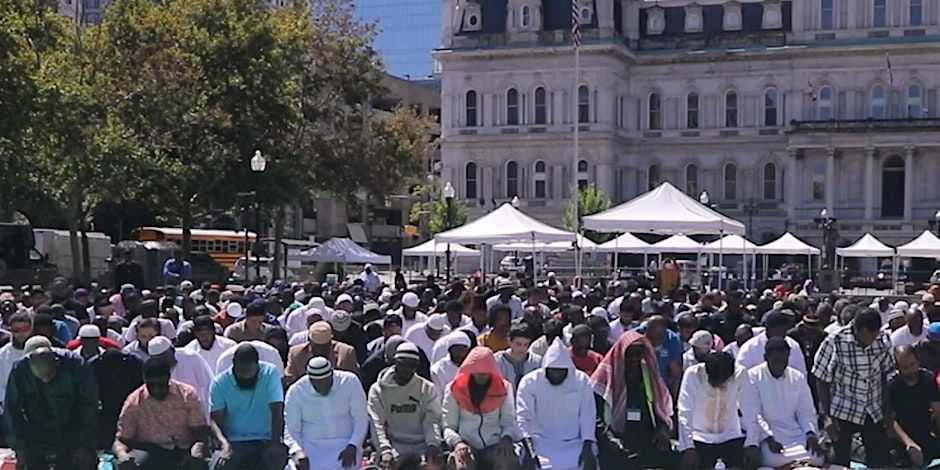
[890,324,927,347]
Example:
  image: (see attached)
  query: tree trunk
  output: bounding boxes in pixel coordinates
[272,206,285,281]
[181,204,193,260]
[80,227,92,283]
[67,183,82,284]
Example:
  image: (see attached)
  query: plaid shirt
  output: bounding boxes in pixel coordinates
[811,324,895,425]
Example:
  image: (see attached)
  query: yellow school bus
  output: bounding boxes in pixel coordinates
[132,227,256,270]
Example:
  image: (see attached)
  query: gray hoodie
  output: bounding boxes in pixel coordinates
[367,366,442,453]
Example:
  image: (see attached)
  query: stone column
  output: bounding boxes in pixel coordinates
[595,162,612,196]
[864,146,875,220]
[482,165,494,201]
[551,164,564,201]
[786,147,798,220]
[825,147,836,215]
[905,146,915,220]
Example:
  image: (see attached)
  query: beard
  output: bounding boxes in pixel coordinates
[234,373,259,389]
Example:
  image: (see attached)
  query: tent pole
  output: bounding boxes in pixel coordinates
[613,233,620,278]
[742,237,748,291]
[718,231,724,291]
[531,234,537,281]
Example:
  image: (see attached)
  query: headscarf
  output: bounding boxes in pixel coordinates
[589,331,672,433]
[450,346,508,414]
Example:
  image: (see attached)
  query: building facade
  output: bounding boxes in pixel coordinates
[436,0,940,248]
[356,0,441,79]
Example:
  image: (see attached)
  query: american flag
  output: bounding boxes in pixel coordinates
[571,0,581,47]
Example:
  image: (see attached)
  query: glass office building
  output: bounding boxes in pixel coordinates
[356,0,440,79]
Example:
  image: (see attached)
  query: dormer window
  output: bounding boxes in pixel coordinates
[647,7,665,35]
[463,5,482,32]
[521,5,532,27]
[580,5,593,23]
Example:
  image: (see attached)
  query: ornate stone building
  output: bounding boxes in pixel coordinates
[436,0,940,247]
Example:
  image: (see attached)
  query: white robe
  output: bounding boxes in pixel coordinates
[284,371,369,470]
[404,322,449,360]
[430,358,459,403]
[182,336,236,376]
[735,332,807,376]
[740,363,823,468]
[515,339,596,470]
[214,340,284,376]
[170,349,214,416]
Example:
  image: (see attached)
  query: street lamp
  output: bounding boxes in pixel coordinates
[743,199,758,239]
[511,195,520,208]
[250,150,266,282]
[699,190,711,206]
[930,209,940,237]
[442,182,456,283]
[814,208,838,290]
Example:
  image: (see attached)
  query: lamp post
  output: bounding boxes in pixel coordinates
[250,150,266,282]
[699,190,711,207]
[931,209,940,237]
[743,199,758,239]
[814,208,838,291]
[442,182,455,283]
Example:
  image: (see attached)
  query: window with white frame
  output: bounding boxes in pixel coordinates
[506,88,519,125]
[578,85,590,123]
[818,86,833,120]
[685,163,699,195]
[764,88,778,126]
[534,87,547,124]
[577,160,589,189]
[465,162,478,199]
[534,160,547,198]
[465,90,477,126]
[763,162,777,200]
[871,85,885,118]
[687,92,699,128]
[506,161,519,197]
[647,164,660,191]
[649,93,662,129]
[908,84,923,118]
[723,162,737,200]
[821,0,834,29]
[725,91,738,127]
[873,0,886,27]
[911,0,923,26]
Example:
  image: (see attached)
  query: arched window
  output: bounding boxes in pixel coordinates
[648,93,661,130]
[871,85,886,118]
[647,164,660,191]
[764,88,778,126]
[687,92,699,129]
[882,156,905,218]
[465,90,477,127]
[911,0,923,26]
[821,0,833,29]
[506,88,519,125]
[818,86,833,120]
[506,161,519,197]
[521,5,531,27]
[577,160,589,189]
[534,160,547,198]
[763,162,777,200]
[685,163,699,195]
[534,87,547,124]
[725,91,738,127]
[465,162,478,199]
[723,162,737,200]
[907,84,923,118]
[873,0,886,27]
[578,85,590,123]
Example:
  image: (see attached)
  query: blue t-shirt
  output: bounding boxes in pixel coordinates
[209,362,283,442]
[633,326,683,386]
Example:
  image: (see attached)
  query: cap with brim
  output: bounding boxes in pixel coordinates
[402,292,420,308]
[306,357,333,379]
[689,330,714,351]
[78,324,101,339]
[426,314,446,331]
[24,336,52,354]
[929,322,940,342]
[336,294,353,305]
[394,342,421,361]
[147,336,173,356]
[309,321,333,345]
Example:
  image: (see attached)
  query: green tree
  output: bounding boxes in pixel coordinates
[409,180,469,237]
[563,185,613,243]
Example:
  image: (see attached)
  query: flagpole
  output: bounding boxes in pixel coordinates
[572,5,581,278]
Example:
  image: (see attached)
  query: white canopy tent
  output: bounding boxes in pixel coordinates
[435,202,574,244]
[701,234,757,255]
[595,232,652,253]
[756,232,821,282]
[756,233,821,256]
[582,182,746,235]
[435,202,574,276]
[836,233,894,258]
[493,234,597,253]
[299,237,392,265]
[649,235,703,254]
[896,230,940,259]
[402,239,480,258]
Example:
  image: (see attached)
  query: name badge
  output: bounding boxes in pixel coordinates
[627,408,641,422]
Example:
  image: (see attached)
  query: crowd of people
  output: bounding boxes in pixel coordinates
[1,269,940,470]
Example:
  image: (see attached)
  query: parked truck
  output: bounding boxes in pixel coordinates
[0,224,58,287]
